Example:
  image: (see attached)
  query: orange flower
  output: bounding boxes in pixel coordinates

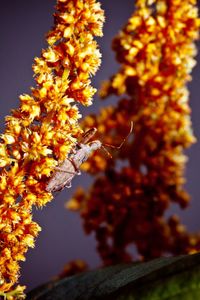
[57,259,88,280]
[0,0,104,296]
[69,0,200,265]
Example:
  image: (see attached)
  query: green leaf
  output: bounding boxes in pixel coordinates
[27,252,200,300]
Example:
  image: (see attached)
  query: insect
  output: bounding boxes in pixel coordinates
[46,122,133,193]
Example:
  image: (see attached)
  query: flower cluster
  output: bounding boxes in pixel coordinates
[57,259,88,280]
[68,0,200,265]
[0,0,104,296]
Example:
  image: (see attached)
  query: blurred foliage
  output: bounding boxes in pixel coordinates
[28,252,200,300]
[68,0,200,265]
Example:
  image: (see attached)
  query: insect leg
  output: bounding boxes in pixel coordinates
[55,159,81,175]
[52,180,71,192]
[67,158,81,175]
[54,167,75,174]
[62,179,72,189]
[58,180,72,191]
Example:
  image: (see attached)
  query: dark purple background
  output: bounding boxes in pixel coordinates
[0,0,200,291]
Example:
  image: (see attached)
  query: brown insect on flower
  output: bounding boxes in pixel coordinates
[46,122,133,193]
[46,128,101,192]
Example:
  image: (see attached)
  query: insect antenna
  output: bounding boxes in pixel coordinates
[101,145,113,158]
[103,121,133,150]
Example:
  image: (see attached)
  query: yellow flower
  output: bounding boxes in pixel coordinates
[0,0,104,294]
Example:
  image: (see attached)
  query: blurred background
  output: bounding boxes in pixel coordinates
[0,0,200,291]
